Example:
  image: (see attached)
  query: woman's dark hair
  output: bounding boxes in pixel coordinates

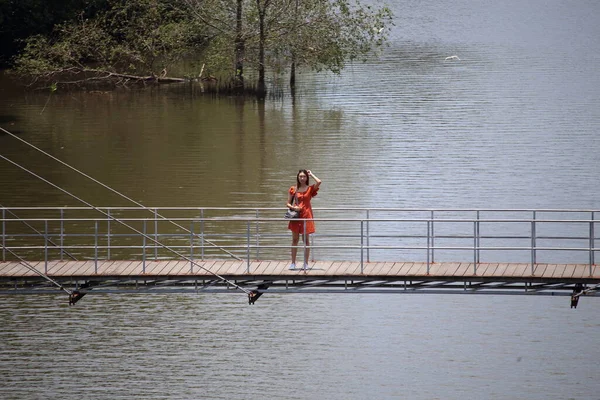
[296,169,310,188]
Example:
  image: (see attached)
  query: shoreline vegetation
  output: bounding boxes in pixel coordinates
[0,0,393,98]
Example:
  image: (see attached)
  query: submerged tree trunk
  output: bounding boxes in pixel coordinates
[290,57,296,89]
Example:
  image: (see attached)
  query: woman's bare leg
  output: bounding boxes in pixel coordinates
[291,231,300,264]
[303,234,310,266]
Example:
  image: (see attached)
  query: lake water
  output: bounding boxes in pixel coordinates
[1,0,599,398]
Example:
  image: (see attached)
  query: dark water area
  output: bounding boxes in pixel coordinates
[1,0,600,398]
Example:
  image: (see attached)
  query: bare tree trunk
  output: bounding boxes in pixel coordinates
[290,0,298,90]
[256,0,267,99]
[234,0,245,94]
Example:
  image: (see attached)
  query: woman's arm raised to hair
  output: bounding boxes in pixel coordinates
[308,170,321,189]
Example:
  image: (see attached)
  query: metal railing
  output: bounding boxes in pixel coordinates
[1,207,598,276]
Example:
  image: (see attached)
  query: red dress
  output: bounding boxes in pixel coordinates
[288,184,319,234]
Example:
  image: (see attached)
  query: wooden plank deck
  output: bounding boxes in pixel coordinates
[1,260,598,281]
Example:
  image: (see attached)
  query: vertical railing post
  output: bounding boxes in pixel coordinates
[366,210,370,263]
[60,208,64,261]
[430,210,435,264]
[303,220,307,269]
[107,209,111,261]
[2,207,6,261]
[531,211,537,275]
[590,211,595,277]
[426,220,430,275]
[247,221,251,273]
[312,233,317,262]
[154,208,158,260]
[311,215,317,262]
[473,221,477,275]
[190,221,194,272]
[44,220,49,274]
[255,210,260,260]
[142,220,146,274]
[360,220,364,274]
[476,210,480,264]
[200,209,205,260]
[94,220,98,274]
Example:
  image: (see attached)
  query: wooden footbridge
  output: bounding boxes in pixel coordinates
[1,207,599,299]
[1,259,598,296]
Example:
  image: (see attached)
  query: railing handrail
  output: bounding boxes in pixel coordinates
[1,206,599,212]
[1,217,600,223]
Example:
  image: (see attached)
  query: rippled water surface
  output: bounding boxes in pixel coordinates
[1,0,600,398]
[1,1,599,211]
[1,294,599,400]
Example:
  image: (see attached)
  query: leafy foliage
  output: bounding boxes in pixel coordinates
[181,0,392,83]
[270,0,393,73]
[13,0,206,85]
[9,0,393,93]
[0,0,109,66]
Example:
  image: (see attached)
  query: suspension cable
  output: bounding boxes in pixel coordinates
[0,126,241,261]
[0,203,78,261]
[1,245,73,295]
[0,154,251,295]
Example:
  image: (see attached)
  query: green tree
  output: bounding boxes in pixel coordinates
[0,0,109,66]
[12,0,205,86]
[179,0,248,92]
[10,0,392,95]
[181,0,392,95]
[285,0,393,80]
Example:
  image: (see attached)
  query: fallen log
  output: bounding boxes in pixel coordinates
[28,67,187,88]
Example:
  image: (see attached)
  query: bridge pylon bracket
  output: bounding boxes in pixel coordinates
[248,290,263,305]
[69,291,86,306]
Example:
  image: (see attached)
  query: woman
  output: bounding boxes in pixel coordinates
[286,169,322,270]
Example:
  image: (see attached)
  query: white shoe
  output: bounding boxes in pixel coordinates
[303,263,309,270]
[289,263,296,270]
